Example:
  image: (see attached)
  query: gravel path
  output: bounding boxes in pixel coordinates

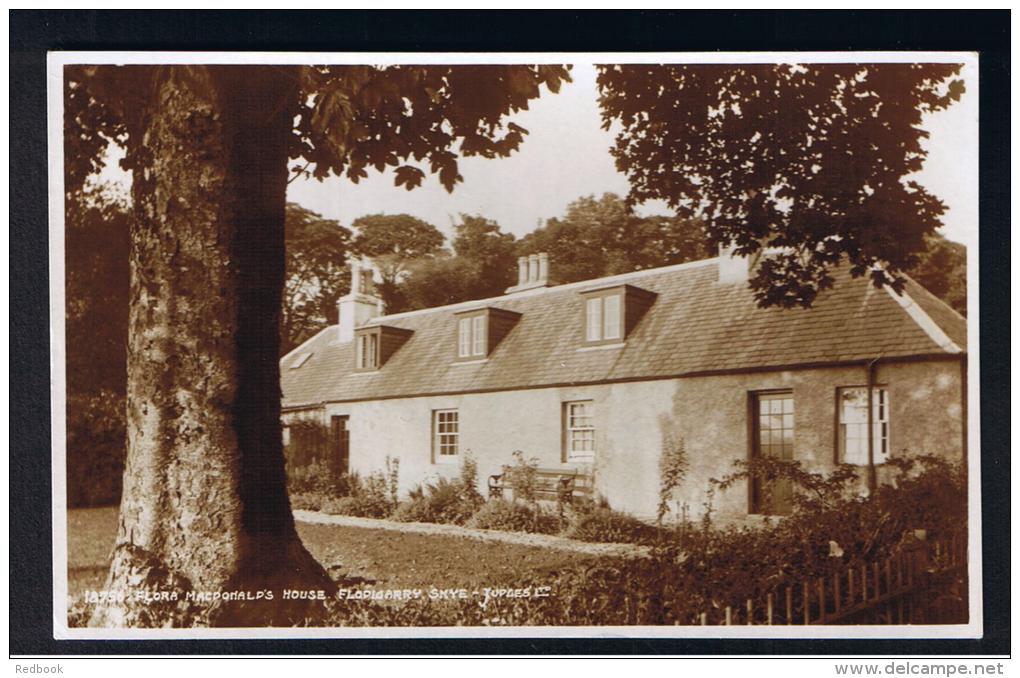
[293,509,651,559]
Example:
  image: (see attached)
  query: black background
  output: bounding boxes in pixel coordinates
[10,9,1010,656]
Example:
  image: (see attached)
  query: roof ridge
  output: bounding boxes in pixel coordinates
[882,284,963,354]
[368,256,721,323]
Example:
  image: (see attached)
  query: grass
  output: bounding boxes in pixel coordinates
[67,507,605,599]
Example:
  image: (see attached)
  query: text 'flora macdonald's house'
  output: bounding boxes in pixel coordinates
[280,249,967,520]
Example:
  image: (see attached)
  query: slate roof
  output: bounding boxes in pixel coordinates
[281,257,967,409]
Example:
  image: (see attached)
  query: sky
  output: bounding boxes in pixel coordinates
[99,59,979,249]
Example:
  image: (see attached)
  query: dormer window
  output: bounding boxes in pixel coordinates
[580,284,656,346]
[453,307,521,361]
[458,315,487,358]
[354,325,413,371]
[585,294,622,342]
[356,332,379,369]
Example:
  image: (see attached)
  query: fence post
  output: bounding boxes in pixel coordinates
[834,571,842,614]
[725,606,732,626]
[767,592,774,626]
[785,586,793,625]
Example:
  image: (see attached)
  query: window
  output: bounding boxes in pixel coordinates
[750,391,794,515]
[838,387,890,465]
[584,293,623,343]
[356,332,379,369]
[433,409,459,462]
[564,400,595,462]
[457,314,487,358]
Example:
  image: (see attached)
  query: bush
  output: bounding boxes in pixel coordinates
[393,454,485,525]
[466,499,559,535]
[289,492,325,511]
[562,505,664,545]
[320,471,392,519]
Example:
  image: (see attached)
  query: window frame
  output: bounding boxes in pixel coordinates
[454,309,489,360]
[562,400,596,463]
[749,389,795,516]
[582,290,623,345]
[432,409,460,464]
[355,330,380,371]
[835,385,890,466]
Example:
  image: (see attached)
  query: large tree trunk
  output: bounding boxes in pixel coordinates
[89,66,333,628]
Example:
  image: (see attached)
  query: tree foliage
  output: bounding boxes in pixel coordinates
[65,187,131,507]
[518,193,712,284]
[282,203,352,354]
[398,214,519,311]
[598,64,965,307]
[907,232,967,315]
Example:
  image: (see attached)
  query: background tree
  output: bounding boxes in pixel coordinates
[65,187,130,508]
[351,213,444,312]
[907,232,967,315]
[282,203,352,355]
[66,62,570,627]
[518,193,712,284]
[398,214,518,310]
[597,64,964,307]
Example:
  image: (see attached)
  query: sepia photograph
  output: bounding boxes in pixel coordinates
[50,50,980,638]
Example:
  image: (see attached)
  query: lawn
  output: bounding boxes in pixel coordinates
[67,507,605,599]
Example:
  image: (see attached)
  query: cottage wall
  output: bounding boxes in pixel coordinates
[307,357,964,521]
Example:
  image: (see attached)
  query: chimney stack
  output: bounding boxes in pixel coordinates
[516,256,528,286]
[337,258,383,343]
[505,251,551,293]
[718,242,765,285]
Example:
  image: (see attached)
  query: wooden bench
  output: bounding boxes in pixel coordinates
[487,466,594,504]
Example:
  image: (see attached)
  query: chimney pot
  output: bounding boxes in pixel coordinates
[538,252,549,282]
[517,256,528,286]
[528,254,539,282]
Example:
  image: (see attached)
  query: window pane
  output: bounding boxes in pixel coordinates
[603,295,621,340]
[472,315,486,356]
[586,298,602,341]
[458,318,471,357]
[356,336,365,368]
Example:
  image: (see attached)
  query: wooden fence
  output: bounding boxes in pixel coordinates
[694,532,968,625]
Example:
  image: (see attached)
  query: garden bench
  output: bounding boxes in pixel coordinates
[487,466,594,504]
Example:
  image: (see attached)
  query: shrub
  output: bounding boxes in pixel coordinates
[320,471,392,519]
[289,492,325,511]
[657,420,688,524]
[466,499,559,534]
[562,505,664,545]
[502,451,539,504]
[392,454,485,525]
[286,459,339,496]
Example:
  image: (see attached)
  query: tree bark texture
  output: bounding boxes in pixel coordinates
[89,66,333,628]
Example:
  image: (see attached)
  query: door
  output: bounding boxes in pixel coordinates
[750,391,794,515]
[330,415,350,475]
